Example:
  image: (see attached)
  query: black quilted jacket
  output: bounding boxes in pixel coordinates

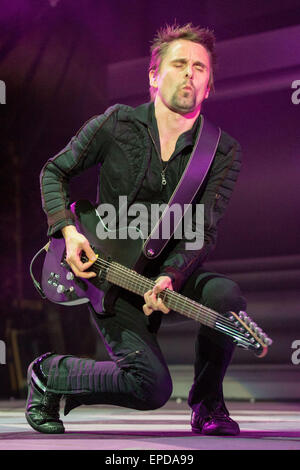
[40,102,242,291]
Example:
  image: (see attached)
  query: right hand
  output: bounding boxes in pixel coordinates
[62,225,97,279]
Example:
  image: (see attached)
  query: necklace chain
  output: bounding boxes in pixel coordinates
[147,127,170,188]
[161,161,168,186]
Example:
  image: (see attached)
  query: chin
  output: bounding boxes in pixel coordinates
[176,103,196,114]
[170,96,191,110]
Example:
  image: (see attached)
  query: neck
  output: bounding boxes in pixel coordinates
[154,96,201,139]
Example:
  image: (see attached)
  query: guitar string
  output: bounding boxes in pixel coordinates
[107,269,252,343]
[76,255,259,344]
[81,255,253,336]
[82,254,252,333]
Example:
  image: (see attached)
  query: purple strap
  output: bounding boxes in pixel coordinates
[143,116,221,259]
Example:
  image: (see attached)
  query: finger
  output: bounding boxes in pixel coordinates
[76,251,97,271]
[68,249,96,273]
[151,292,170,314]
[154,276,173,291]
[150,290,163,306]
[66,242,97,270]
[147,292,159,310]
[146,295,164,313]
[82,242,98,264]
[153,284,162,295]
[78,270,97,279]
[143,304,154,316]
[143,290,152,303]
[81,258,97,271]
[81,253,98,268]
[68,261,97,279]
[157,298,170,314]
[153,284,168,298]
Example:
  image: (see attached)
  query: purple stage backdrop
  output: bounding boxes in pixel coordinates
[0,0,299,397]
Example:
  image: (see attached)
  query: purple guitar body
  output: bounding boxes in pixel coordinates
[42,200,144,314]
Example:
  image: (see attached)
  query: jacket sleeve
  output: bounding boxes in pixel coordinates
[159,132,242,291]
[40,106,119,237]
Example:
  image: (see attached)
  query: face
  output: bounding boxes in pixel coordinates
[150,39,211,114]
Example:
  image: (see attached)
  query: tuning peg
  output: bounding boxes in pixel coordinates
[238,311,246,320]
[240,313,251,324]
[254,326,263,335]
[264,337,273,346]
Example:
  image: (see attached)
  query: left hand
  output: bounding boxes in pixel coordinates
[143,276,173,316]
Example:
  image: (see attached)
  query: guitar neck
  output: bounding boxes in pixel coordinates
[106,262,218,329]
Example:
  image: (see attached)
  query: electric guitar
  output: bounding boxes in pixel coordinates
[35,200,272,358]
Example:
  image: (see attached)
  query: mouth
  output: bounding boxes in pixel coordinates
[182,85,193,91]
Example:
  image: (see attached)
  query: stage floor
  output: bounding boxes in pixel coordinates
[0,399,300,450]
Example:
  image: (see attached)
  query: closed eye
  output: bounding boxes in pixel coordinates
[172,60,207,71]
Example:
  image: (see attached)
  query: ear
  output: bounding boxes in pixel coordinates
[204,86,210,100]
[149,70,158,88]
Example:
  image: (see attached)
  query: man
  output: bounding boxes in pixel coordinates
[26,23,246,436]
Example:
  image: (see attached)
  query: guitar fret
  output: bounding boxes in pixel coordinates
[106,263,154,296]
[98,261,255,344]
[106,263,217,328]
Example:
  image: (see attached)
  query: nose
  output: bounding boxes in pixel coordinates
[185,64,193,79]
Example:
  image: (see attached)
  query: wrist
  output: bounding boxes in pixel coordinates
[61,225,78,239]
[159,272,175,284]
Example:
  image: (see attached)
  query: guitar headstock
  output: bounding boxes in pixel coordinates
[225,311,273,357]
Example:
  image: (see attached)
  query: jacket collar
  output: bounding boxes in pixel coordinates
[132,101,153,125]
[132,101,201,147]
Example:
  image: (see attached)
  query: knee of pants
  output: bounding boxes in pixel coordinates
[146,378,173,410]
[135,368,173,410]
[201,277,247,314]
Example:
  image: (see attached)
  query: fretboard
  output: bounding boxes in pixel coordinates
[106,262,218,328]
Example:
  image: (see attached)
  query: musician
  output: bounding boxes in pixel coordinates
[26,23,246,436]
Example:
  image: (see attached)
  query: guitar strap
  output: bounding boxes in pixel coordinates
[143,115,221,259]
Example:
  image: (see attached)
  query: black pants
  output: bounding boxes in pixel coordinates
[43,268,247,413]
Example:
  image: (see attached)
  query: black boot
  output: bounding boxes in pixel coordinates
[25,352,65,434]
[191,401,240,436]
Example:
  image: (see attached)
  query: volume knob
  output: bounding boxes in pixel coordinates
[66,272,74,281]
[57,284,65,294]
